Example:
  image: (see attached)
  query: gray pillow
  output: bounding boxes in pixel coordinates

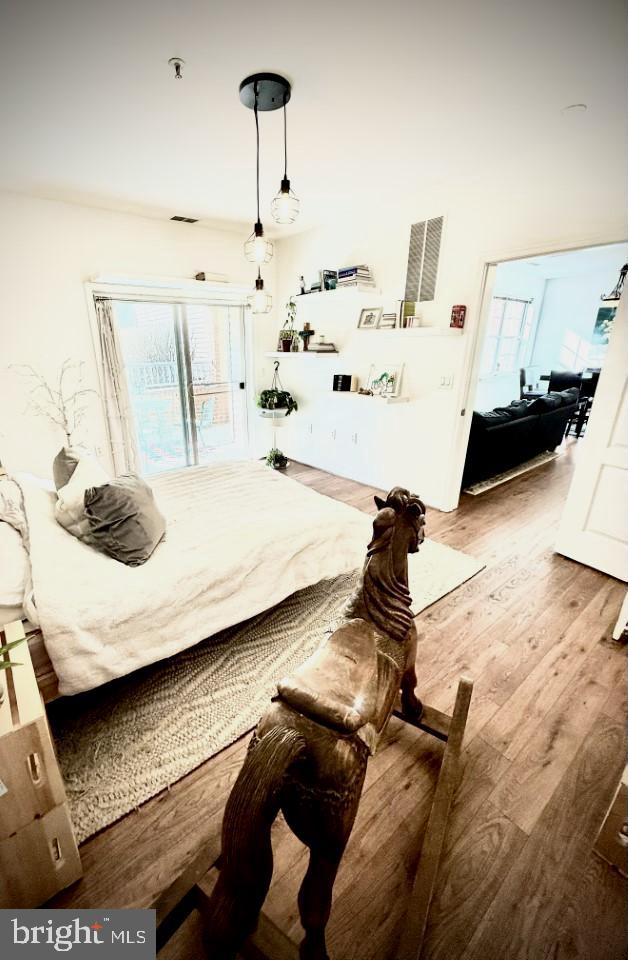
[53,447,82,490]
[83,475,166,566]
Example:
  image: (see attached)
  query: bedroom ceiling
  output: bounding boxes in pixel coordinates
[0,0,625,234]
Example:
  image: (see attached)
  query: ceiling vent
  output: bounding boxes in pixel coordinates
[404,215,444,302]
[170,215,199,223]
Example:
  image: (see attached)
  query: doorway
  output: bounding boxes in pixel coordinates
[458,241,628,505]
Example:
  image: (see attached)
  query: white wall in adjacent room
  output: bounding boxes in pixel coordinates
[530,268,621,373]
[0,192,276,476]
[273,180,627,510]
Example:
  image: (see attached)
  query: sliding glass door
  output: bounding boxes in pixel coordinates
[113,299,247,475]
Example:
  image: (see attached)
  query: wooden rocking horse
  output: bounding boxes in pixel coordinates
[203,486,427,960]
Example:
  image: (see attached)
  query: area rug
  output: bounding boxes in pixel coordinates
[48,539,484,842]
[463,451,558,495]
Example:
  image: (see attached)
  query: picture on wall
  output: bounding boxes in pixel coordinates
[366,363,404,397]
[358,307,383,329]
[592,306,616,344]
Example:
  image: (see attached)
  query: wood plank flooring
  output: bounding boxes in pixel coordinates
[50,441,627,960]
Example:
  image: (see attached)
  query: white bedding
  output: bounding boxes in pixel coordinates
[15,461,372,695]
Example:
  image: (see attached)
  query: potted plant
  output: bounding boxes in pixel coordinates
[279,298,298,352]
[257,362,298,419]
[0,634,26,706]
[266,447,289,470]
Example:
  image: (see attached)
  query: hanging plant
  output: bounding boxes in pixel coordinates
[257,361,298,418]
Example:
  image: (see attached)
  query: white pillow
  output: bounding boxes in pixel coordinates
[0,520,29,608]
[0,478,28,540]
[55,456,110,539]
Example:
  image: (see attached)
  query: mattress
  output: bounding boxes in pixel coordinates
[15,460,372,695]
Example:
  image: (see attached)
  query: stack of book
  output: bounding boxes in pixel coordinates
[337,265,376,287]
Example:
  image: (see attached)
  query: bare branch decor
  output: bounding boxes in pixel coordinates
[11,359,97,446]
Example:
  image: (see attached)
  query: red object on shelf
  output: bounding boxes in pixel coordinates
[450,305,466,328]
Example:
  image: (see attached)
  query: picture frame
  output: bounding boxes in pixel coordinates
[358,307,382,329]
[366,362,404,397]
[593,305,616,344]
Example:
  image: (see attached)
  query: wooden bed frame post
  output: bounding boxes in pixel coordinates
[155,675,473,960]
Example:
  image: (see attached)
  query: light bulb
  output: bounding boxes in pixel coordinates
[244,221,273,264]
[271,178,300,225]
[248,271,273,314]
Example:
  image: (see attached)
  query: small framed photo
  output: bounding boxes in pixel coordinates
[366,362,404,397]
[320,269,338,291]
[358,307,382,329]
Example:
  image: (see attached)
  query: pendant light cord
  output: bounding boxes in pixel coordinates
[283,103,288,180]
[254,87,260,223]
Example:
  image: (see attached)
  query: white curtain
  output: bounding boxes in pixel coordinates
[94,298,138,474]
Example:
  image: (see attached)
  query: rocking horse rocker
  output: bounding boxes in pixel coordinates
[202,487,472,960]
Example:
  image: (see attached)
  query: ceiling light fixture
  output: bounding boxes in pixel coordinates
[601,262,627,301]
[248,268,273,314]
[240,74,290,266]
[271,101,300,224]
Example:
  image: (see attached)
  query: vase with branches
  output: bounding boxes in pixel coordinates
[12,359,97,446]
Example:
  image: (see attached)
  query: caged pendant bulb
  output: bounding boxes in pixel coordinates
[248,269,273,314]
[271,178,300,225]
[244,221,274,264]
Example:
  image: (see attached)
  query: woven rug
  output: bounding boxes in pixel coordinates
[48,539,484,842]
[463,451,558,495]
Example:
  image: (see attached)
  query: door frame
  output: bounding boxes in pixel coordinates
[446,233,628,511]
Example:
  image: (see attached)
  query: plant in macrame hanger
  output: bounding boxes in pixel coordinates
[256,361,297,469]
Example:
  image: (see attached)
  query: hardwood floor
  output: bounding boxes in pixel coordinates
[50,441,627,960]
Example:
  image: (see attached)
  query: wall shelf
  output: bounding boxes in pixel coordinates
[296,285,381,297]
[329,393,410,405]
[265,351,339,358]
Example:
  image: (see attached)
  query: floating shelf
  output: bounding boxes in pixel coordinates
[329,393,410,404]
[265,351,339,358]
[296,285,381,297]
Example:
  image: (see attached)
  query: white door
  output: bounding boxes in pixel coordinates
[555,297,628,580]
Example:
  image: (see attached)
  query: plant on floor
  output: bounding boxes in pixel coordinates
[266,447,288,470]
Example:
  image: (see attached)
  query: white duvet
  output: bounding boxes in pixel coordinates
[16,461,372,695]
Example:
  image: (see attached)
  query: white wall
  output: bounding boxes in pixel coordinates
[0,192,277,476]
[530,269,619,373]
[274,180,627,510]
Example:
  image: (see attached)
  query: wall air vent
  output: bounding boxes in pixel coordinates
[404,215,444,302]
[170,215,199,223]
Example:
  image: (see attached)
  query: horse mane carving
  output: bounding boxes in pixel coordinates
[345,486,426,646]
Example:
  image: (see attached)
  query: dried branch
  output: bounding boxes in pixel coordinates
[11,360,98,445]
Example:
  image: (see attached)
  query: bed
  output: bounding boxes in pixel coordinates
[1,461,372,697]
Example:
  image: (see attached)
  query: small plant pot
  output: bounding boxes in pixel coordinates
[281,339,293,352]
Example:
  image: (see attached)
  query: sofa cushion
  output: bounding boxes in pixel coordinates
[473,409,512,429]
[528,392,563,413]
[558,387,580,406]
[492,399,532,420]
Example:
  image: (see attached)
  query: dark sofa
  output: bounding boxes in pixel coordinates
[462,387,579,489]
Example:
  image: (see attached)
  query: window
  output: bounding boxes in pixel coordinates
[480,297,533,378]
[111,298,247,475]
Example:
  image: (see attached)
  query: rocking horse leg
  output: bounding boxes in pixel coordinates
[401,621,423,720]
[298,849,343,960]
